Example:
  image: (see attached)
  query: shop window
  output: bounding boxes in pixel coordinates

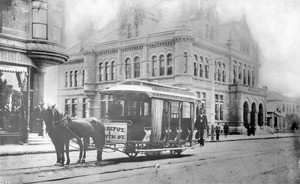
[171,102,179,118]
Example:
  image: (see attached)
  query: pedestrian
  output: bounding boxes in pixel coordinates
[194,109,208,146]
[223,122,229,138]
[215,123,221,141]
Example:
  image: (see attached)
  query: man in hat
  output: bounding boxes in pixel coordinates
[194,109,208,146]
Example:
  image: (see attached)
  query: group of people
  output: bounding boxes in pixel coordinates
[194,108,229,146]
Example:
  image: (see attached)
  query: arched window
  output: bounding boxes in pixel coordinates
[248,70,251,85]
[111,61,115,80]
[220,104,223,120]
[134,57,140,78]
[243,68,246,84]
[194,55,198,76]
[167,54,172,75]
[99,63,103,81]
[205,58,209,79]
[222,70,226,82]
[222,63,226,82]
[125,58,131,79]
[199,64,203,77]
[217,68,221,81]
[65,72,68,87]
[159,55,165,76]
[210,26,214,40]
[69,71,73,87]
[74,70,78,87]
[252,69,255,86]
[105,62,110,81]
[184,52,187,73]
[82,70,85,85]
[152,56,157,77]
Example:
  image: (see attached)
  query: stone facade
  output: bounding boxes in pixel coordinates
[0,0,68,144]
[58,0,267,133]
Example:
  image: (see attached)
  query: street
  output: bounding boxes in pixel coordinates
[0,137,299,184]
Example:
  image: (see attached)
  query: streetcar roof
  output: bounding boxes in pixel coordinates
[99,80,201,102]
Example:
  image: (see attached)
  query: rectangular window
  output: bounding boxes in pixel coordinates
[171,102,179,118]
[32,1,48,39]
[83,98,88,118]
[65,99,70,115]
[71,98,78,117]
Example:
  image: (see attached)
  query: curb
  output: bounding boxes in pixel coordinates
[1,135,299,157]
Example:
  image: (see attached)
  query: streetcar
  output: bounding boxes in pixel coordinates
[100,80,200,157]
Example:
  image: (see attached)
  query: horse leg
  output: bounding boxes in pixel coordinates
[76,138,83,163]
[58,142,65,166]
[82,137,89,163]
[53,143,61,166]
[65,140,70,165]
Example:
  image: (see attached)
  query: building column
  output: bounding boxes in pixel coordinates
[83,52,97,117]
[142,45,148,78]
[117,49,122,81]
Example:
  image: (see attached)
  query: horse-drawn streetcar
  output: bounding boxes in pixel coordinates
[100,80,200,157]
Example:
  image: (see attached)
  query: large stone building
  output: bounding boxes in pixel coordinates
[267,91,300,131]
[57,0,267,133]
[0,0,68,144]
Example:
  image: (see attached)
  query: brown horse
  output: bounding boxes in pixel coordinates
[34,105,106,166]
[33,105,82,166]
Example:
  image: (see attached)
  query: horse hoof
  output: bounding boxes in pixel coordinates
[81,160,85,163]
[76,160,81,164]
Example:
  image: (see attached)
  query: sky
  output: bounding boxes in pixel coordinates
[44,0,300,104]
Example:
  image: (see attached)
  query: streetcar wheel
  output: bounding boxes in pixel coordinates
[126,152,138,158]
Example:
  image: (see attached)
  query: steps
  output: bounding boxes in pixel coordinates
[28,133,52,145]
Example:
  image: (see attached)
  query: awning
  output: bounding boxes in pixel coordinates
[0,65,27,74]
[274,111,285,117]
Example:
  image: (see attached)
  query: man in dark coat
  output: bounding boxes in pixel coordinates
[194,109,208,146]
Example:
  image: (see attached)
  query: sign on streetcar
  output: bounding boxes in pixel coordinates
[104,122,128,144]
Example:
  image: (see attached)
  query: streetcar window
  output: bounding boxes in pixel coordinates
[171,102,179,118]
[182,102,190,118]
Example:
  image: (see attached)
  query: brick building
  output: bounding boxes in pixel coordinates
[57,0,267,134]
[0,0,68,144]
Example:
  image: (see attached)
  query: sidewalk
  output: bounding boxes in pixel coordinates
[0,133,299,156]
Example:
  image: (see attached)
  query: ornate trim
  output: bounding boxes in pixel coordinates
[148,39,175,48]
[96,49,118,56]
[121,45,143,52]
[173,36,195,43]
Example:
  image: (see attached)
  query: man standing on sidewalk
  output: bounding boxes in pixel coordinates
[195,109,208,146]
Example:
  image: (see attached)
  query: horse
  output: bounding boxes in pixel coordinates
[33,105,83,166]
[35,105,106,166]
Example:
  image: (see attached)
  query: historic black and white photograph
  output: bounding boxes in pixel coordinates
[0,0,300,183]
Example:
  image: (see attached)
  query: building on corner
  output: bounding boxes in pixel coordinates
[0,0,68,144]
